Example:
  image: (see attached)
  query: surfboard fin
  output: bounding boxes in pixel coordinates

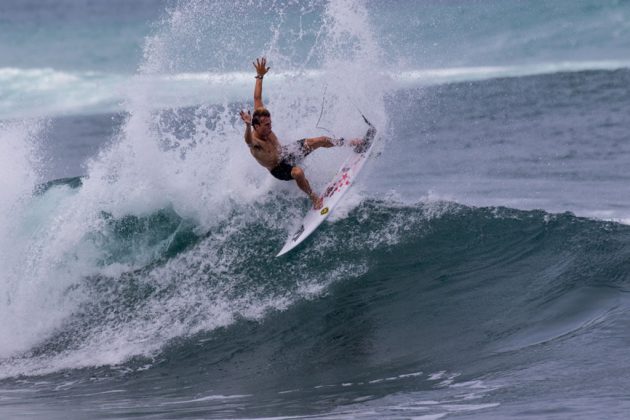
[361,113,374,128]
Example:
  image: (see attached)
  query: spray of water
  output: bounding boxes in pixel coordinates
[0,0,390,377]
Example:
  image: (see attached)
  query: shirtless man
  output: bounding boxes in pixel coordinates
[239,57,358,210]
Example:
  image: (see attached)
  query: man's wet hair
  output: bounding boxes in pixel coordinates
[252,107,271,127]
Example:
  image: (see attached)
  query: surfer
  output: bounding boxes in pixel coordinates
[239,57,361,210]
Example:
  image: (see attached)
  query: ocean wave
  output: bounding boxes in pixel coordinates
[393,60,630,86]
[0,67,125,119]
[1,193,629,379]
[2,61,629,119]
[3,1,630,417]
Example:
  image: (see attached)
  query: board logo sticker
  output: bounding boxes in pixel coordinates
[292,224,305,241]
[320,207,329,215]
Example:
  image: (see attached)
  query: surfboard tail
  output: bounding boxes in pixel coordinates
[353,117,377,154]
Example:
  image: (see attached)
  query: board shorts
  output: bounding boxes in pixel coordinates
[269,139,312,181]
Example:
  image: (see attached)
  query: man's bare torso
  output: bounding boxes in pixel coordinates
[249,131,282,170]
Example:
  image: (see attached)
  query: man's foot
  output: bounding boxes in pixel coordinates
[350,137,370,153]
[349,138,363,147]
[311,194,323,210]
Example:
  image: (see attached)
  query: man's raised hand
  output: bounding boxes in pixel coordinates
[240,110,252,125]
[253,57,270,77]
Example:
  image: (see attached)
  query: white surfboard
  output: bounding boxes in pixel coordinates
[277,118,377,256]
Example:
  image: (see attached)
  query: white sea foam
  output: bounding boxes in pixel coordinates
[0,0,389,378]
[392,59,630,86]
[0,122,93,362]
[2,59,629,120]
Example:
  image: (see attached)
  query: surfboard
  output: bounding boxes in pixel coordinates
[276,117,377,256]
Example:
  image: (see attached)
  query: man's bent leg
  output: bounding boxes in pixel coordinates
[304,136,363,152]
[304,136,335,152]
[291,166,323,210]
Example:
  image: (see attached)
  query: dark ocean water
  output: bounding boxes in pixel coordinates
[2,198,630,418]
[2,1,630,419]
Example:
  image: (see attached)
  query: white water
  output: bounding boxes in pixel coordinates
[0,0,387,378]
[0,121,70,358]
[3,59,630,119]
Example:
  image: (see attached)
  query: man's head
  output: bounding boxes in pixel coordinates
[252,107,272,137]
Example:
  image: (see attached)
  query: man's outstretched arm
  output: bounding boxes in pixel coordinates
[253,57,269,109]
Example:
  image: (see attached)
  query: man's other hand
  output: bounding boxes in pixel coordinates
[240,110,252,125]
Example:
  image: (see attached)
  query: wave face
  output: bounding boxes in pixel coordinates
[1,197,630,418]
